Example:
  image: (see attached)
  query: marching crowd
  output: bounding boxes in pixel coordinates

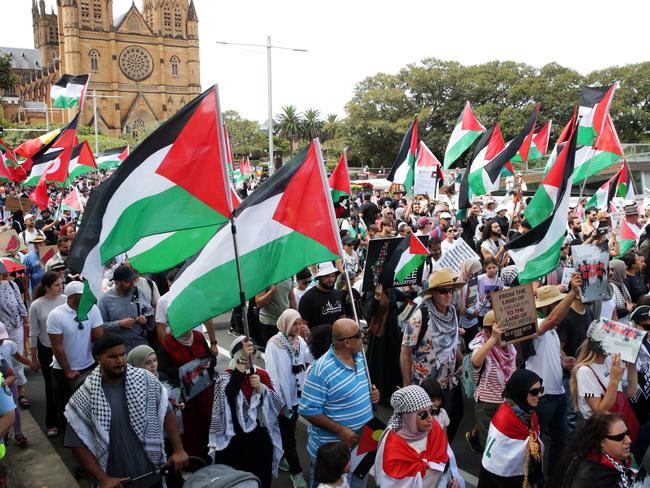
[0,177,648,488]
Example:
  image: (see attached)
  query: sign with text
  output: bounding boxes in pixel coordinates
[572,244,609,303]
[414,168,438,197]
[432,238,480,274]
[587,318,647,364]
[491,284,538,344]
[4,197,32,213]
[362,236,428,292]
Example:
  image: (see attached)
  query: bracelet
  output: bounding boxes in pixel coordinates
[210,340,217,344]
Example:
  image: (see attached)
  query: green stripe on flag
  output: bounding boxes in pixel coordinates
[618,239,636,257]
[572,151,621,184]
[52,96,80,109]
[395,255,426,282]
[524,186,554,228]
[331,188,349,202]
[77,279,96,321]
[468,170,487,196]
[444,130,481,168]
[517,235,565,283]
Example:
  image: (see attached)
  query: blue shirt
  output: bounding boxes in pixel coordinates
[298,346,373,459]
[0,373,15,415]
[23,251,44,293]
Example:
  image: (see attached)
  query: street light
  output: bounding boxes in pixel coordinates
[216,36,308,175]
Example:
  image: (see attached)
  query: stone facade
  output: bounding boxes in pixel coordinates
[17,0,201,136]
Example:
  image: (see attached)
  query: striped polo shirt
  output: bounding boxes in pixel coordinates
[298,346,373,459]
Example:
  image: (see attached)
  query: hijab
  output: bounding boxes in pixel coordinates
[503,368,542,414]
[387,386,433,442]
[458,259,482,283]
[126,344,158,377]
[276,309,301,342]
[609,260,632,302]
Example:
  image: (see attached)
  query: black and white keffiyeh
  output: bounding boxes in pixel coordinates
[387,385,433,432]
[64,365,168,471]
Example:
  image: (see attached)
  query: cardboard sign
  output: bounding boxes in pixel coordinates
[0,230,25,256]
[362,236,428,292]
[432,238,480,274]
[587,318,647,363]
[491,284,538,344]
[572,244,609,303]
[39,245,57,266]
[178,357,212,401]
[4,197,32,213]
[414,168,438,197]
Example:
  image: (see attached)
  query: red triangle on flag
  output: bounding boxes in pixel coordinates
[621,218,640,241]
[533,120,552,156]
[273,142,339,256]
[485,124,505,161]
[156,88,231,218]
[409,115,419,155]
[356,424,381,456]
[328,152,351,195]
[461,101,485,132]
[595,115,623,156]
[409,233,429,255]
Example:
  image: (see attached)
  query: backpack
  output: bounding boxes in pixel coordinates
[460,352,485,400]
[184,464,260,488]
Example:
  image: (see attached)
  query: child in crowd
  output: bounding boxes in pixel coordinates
[314,441,351,488]
[421,377,450,432]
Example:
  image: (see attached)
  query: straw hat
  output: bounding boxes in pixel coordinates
[483,310,497,327]
[535,285,566,308]
[421,268,465,296]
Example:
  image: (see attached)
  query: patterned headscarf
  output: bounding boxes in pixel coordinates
[387,386,433,441]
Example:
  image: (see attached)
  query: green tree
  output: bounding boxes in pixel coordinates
[275,105,303,155]
[0,54,16,93]
[302,108,323,139]
[222,110,268,160]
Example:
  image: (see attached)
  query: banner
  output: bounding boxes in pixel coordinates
[362,236,428,292]
[178,357,212,401]
[587,318,647,363]
[432,237,480,273]
[491,284,538,344]
[572,244,609,303]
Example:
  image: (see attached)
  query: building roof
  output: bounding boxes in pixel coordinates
[0,47,42,70]
[113,12,127,27]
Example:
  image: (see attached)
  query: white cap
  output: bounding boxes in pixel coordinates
[64,281,85,297]
[24,213,36,221]
[440,212,452,220]
[315,261,338,278]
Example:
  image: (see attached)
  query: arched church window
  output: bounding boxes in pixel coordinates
[89,50,99,72]
[170,56,179,77]
[163,3,172,33]
[174,6,183,33]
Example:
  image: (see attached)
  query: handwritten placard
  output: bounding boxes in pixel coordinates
[432,238,480,274]
[491,284,538,344]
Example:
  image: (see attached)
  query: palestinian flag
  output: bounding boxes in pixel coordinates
[50,74,89,109]
[467,104,539,198]
[0,257,25,273]
[95,146,129,170]
[585,170,620,211]
[542,116,574,176]
[525,114,578,227]
[62,186,84,212]
[616,159,635,201]
[329,151,351,202]
[379,234,428,286]
[164,140,342,336]
[224,124,235,170]
[512,120,551,162]
[482,403,541,478]
[444,100,486,169]
[0,140,17,183]
[573,83,618,182]
[506,115,578,283]
[67,86,234,319]
[619,218,642,256]
[573,114,623,183]
[387,115,418,194]
[14,127,61,159]
[239,157,252,179]
[68,141,97,180]
[415,141,444,182]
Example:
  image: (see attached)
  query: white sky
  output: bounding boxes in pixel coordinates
[3,0,648,123]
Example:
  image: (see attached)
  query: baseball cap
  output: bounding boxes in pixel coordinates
[440,212,452,220]
[630,305,650,324]
[64,281,85,297]
[24,213,36,221]
[113,265,137,282]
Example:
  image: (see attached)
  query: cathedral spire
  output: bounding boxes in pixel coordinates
[187,0,198,21]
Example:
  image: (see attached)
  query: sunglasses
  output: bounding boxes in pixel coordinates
[605,430,630,442]
[300,279,312,285]
[74,316,84,330]
[417,407,437,420]
[337,329,364,341]
[436,288,454,295]
[528,386,545,396]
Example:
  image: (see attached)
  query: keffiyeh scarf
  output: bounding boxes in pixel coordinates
[64,365,167,471]
[423,300,459,369]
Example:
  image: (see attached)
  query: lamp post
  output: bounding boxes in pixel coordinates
[215,36,307,175]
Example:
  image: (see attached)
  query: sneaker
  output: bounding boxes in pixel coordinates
[278,458,289,472]
[290,473,307,488]
[465,431,482,454]
[47,428,59,437]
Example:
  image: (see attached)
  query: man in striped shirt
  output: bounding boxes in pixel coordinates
[299,318,380,488]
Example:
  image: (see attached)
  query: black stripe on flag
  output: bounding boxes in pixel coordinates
[377,236,410,288]
[387,118,415,182]
[579,85,612,108]
[457,126,495,211]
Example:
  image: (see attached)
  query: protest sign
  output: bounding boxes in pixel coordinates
[4,197,32,213]
[39,245,57,266]
[178,357,212,401]
[432,238,480,274]
[414,168,438,197]
[0,229,25,256]
[162,383,184,432]
[362,236,428,292]
[587,318,647,363]
[491,284,538,344]
[572,244,609,303]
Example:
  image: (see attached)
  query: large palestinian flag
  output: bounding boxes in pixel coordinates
[379,234,428,286]
[67,85,234,318]
[95,146,129,170]
[506,115,578,283]
[512,120,551,162]
[68,141,97,180]
[444,101,486,169]
[329,151,351,202]
[616,159,635,201]
[585,170,620,212]
[164,140,342,336]
[387,116,418,194]
[573,114,623,183]
[50,74,89,109]
[573,84,618,183]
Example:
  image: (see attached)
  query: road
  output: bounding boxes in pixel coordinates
[23,314,482,487]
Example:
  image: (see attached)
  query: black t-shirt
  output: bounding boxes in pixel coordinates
[36,217,57,244]
[558,306,594,359]
[359,201,380,228]
[625,273,648,303]
[298,287,345,328]
[461,216,478,248]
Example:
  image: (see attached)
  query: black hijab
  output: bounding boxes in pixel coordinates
[503,368,542,413]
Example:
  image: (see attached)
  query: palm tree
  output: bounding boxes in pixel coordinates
[322,113,341,142]
[302,108,323,140]
[275,105,303,155]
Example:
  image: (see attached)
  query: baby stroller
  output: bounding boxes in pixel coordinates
[123,460,260,487]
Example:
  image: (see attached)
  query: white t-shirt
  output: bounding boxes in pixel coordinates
[441,239,455,254]
[155,292,170,325]
[0,340,18,370]
[434,408,450,429]
[46,303,103,370]
[525,323,564,395]
[576,358,625,419]
[21,228,45,253]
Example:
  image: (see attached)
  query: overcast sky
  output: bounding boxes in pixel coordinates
[4,0,648,123]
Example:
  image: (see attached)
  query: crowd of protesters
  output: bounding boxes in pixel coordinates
[0,172,648,488]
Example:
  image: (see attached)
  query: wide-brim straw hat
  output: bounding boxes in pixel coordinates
[483,310,497,327]
[420,267,465,296]
[535,285,566,308]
